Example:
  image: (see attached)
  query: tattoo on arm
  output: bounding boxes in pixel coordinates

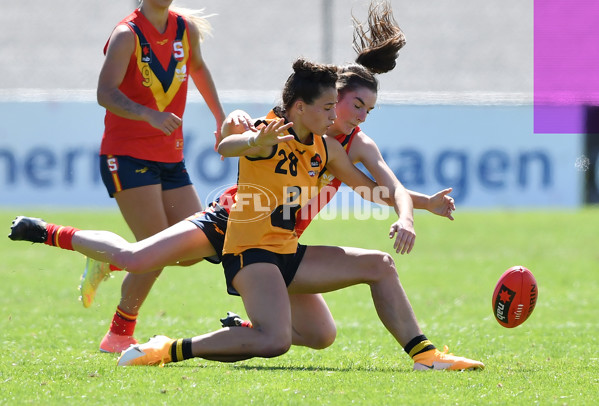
[110,89,144,118]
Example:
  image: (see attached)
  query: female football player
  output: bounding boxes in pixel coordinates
[94,0,230,352]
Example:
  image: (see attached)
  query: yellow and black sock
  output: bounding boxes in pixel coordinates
[170,338,194,362]
[404,335,436,359]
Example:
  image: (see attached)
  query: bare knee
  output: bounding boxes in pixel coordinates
[366,251,398,283]
[261,342,291,358]
[303,323,336,350]
[112,248,157,274]
[255,330,292,358]
[380,252,397,274]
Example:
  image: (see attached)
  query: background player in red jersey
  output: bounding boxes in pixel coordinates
[94,0,232,353]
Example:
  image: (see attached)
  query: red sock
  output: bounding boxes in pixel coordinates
[44,223,80,251]
[109,306,138,336]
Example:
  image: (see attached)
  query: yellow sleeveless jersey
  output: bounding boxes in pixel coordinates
[223,113,328,255]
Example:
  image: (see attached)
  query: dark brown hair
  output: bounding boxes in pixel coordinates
[277,58,339,114]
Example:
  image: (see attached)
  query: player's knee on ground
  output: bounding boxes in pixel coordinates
[302,322,336,350]
[253,328,292,358]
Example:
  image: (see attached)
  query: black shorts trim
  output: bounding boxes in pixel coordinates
[221,244,307,296]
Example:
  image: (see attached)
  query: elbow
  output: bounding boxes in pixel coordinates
[96,88,110,109]
[216,141,231,157]
[97,84,121,110]
[217,146,237,158]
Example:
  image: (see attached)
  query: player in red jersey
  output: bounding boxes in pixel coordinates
[94,0,234,353]
[221,0,457,338]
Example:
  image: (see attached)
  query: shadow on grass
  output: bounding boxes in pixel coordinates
[163,362,413,374]
[233,364,411,373]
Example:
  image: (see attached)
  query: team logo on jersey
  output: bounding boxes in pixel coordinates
[173,41,184,61]
[308,170,316,177]
[320,172,335,185]
[141,43,152,63]
[175,65,187,82]
[176,139,184,149]
[310,154,322,168]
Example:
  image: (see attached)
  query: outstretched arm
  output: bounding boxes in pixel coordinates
[408,188,455,220]
[349,132,455,220]
[325,138,415,255]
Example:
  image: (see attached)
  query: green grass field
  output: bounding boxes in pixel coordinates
[0,208,598,405]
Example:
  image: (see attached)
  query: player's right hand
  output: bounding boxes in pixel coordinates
[147,111,182,135]
[254,118,294,146]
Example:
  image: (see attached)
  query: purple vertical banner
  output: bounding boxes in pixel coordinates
[534,0,599,134]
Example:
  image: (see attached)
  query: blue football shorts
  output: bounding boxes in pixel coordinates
[99,155,192,197]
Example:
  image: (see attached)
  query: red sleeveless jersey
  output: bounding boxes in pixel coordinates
[100,9,192,162]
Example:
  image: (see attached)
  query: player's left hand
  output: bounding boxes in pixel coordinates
[228,110,256,131]
[427,187,455,221]
[215,110,256,151]
[389,220,415,254]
